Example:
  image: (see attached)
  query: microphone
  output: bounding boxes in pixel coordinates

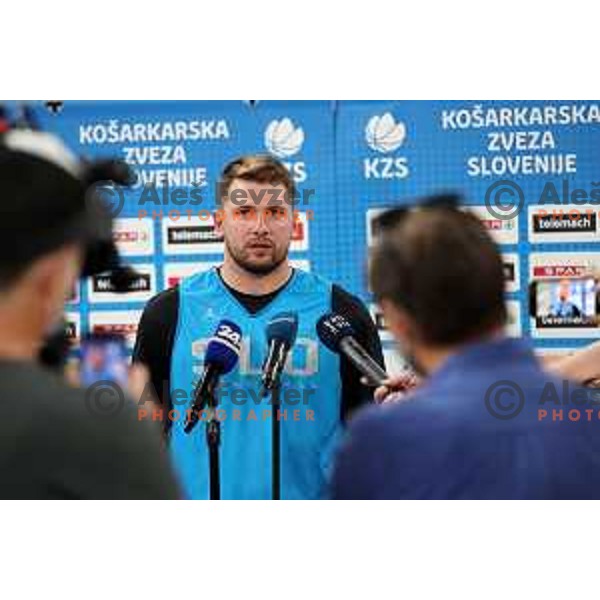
[261,312,299,396]
[316,312,388,386]
[184,320,242,434]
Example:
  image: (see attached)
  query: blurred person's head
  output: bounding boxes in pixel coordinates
[558,280,571,302]
[370,197,507,375]
[0,130,89,359]
[216,155,295,277]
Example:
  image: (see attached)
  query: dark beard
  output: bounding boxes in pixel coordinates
[225,238,288,276]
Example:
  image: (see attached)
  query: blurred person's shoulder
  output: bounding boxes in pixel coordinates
[344,388,424,443]
[142,284,179,320]
[0,360,179,499]
[135,285,179,350]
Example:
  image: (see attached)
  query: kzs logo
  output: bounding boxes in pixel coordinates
[264,118,307,183]
[216,323,242,349]
[363,112,409,180]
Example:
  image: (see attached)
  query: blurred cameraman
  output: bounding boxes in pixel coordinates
[0,127,179,499]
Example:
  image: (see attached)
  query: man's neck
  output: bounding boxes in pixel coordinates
[413,328,506,376]
[219,258,292,296]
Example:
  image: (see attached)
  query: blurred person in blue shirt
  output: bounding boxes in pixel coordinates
[330,197,600,500]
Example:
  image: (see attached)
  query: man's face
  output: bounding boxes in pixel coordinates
[559,280,571,302]
[215,178,294,275]
[20,243,83,340]
[48,244,84,329]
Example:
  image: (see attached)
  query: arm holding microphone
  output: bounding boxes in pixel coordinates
[330,286,387,417]
[373,372,420,403]
[544,341,600,386]
[317,312,388,383]
[316,309,418,405]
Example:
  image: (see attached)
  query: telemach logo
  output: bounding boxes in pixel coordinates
[533,212,596,233]
[167,225,219,245]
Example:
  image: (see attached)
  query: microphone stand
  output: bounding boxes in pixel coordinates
[206,390,221,500]
[271,380,281,500]
[187,374,221,500]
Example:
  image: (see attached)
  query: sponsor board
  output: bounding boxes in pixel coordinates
[530,253,600,338]
[113,218,155,256]
[88,264,156,303]
[65,312,81,347]
[162,215,222,256]
[506,300,522,337]
[503,253,520,293]
[466,206,519,245]
[366,205,520,247]
[528,204,600,243]
[88,311,142,349]
[290,211,309,251]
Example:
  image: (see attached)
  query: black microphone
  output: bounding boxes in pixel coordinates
[261,312,299,396]
[316,312,388,386]
[184,320,242,434]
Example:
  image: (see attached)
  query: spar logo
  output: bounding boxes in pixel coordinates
[533,265,588,278]
[264,118,307,183]
[363,113,409,180]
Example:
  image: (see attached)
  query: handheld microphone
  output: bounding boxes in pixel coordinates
[184,320,242,434]
[261,312,299,396]
[316,312,388,386]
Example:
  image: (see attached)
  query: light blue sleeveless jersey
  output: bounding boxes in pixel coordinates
[169,267,342,499]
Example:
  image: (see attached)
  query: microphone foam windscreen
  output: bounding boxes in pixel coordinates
[206,320,243,374]
[316,313,355,353]
[266,312,299,348]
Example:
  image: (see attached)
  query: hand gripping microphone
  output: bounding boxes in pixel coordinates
[261,312,299,396]
[316,312,388,386]
[184,320,242,434]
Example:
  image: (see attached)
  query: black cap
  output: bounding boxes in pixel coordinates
[0,130,91,265]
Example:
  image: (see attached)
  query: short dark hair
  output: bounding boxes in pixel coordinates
[369,202,507,345]
[0,149,87,291]
[217,154,295,205]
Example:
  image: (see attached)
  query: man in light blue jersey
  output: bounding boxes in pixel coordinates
[134,155,383,499]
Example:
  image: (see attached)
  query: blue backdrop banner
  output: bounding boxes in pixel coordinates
[29,100,600,368]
